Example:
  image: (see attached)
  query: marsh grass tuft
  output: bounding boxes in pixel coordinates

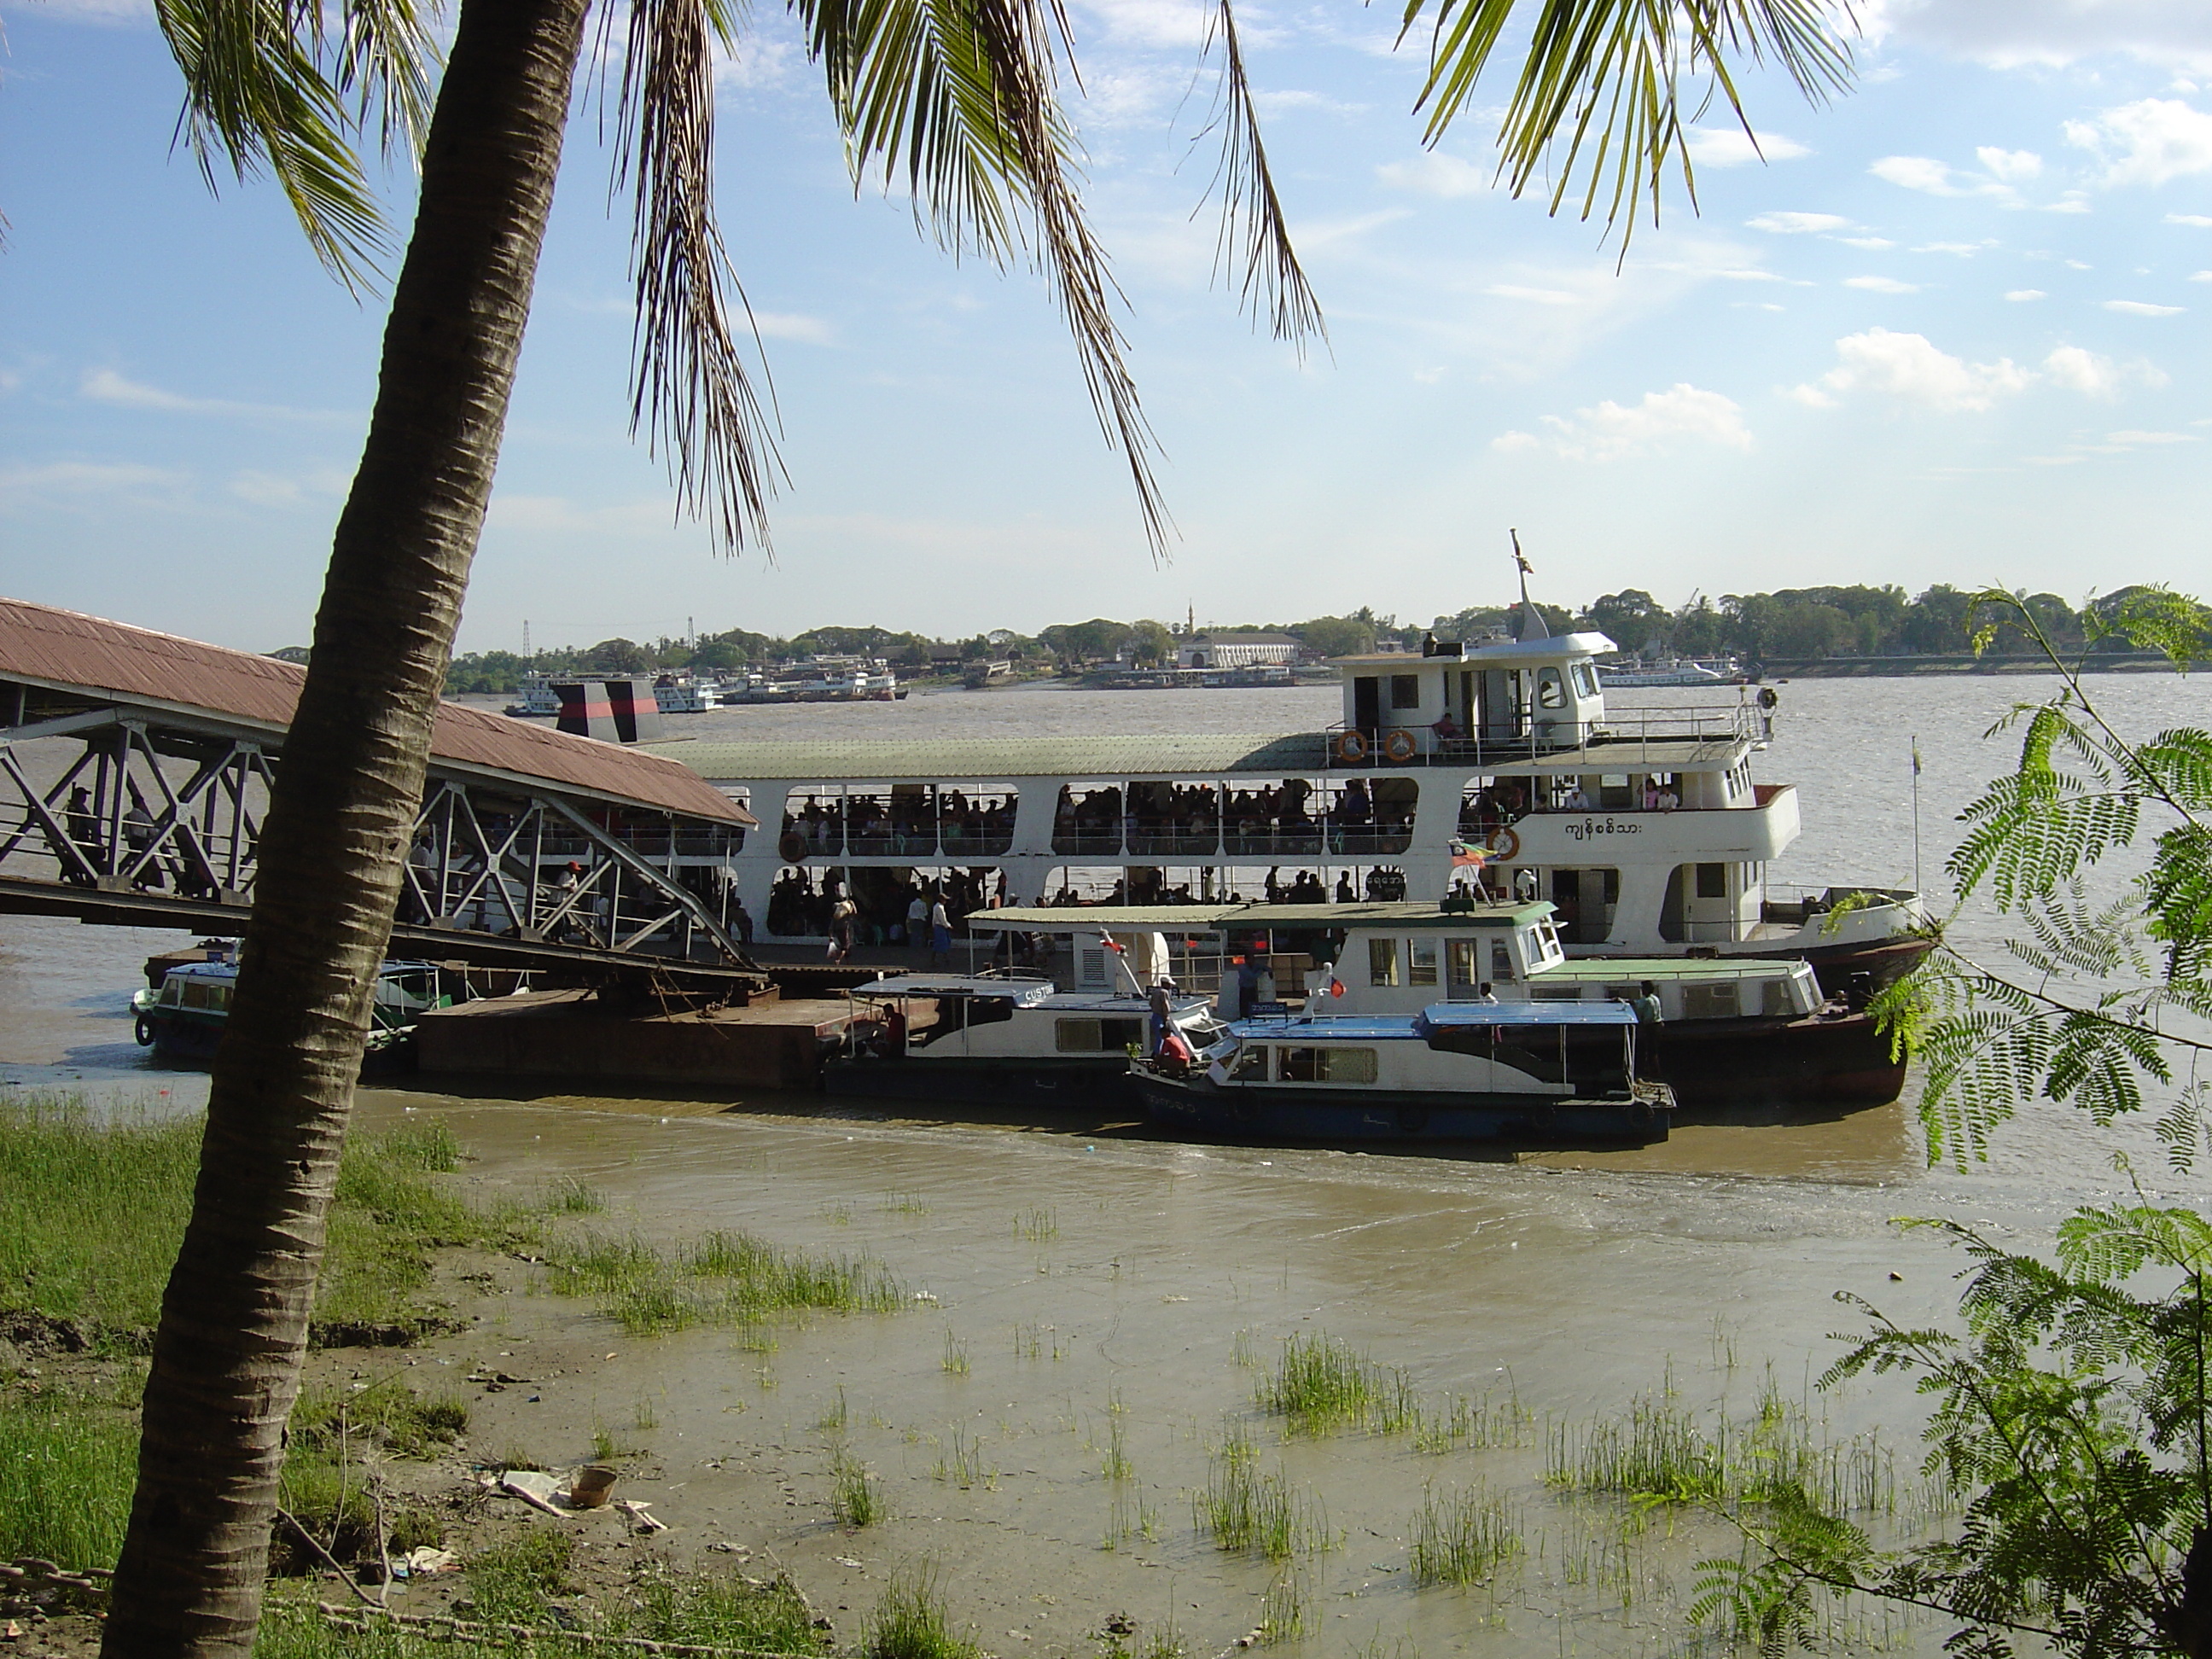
[1257,1569,1307,1644]
[941,1329,969,1375]
[883,1190,929,1216]
[545,1228,901,1336]
[865,1567,981,1659]
[1014,1206,1057,1242]
[1257,1331,1530,1450]
[1411,1481,1522,1586]
[0,1377,138,1569]
[1196,1429,1330,1560]
[830,1442,881,1527]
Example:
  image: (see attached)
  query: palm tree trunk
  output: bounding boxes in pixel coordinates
[101,0,590,1649]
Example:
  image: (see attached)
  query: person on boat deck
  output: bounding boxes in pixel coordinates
[1147,979,1175,1055]
[1475,981,1500,1004]
[1336,873,1355,903]
[1431,710,1462,747]
[1655,783,1680,811]
[1561,781,1593,811]
[1642,777,1662,811]
[928,894,952,967]
[908,891,929,958]
[1632,982,1663,1026]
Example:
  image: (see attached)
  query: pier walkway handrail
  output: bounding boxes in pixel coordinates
[0,598,763,984]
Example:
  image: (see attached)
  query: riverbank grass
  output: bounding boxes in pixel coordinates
[544,1228,902,1335]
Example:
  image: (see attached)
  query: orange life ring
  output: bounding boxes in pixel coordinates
[1333,731,1369,764]
[1382,729,1416,764]
[1490,826,1521,862]
[777,830,809,864]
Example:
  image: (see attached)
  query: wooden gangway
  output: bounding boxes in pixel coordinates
[0,598,762,989]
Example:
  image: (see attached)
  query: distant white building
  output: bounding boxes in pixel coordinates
[1176,632,1298,670]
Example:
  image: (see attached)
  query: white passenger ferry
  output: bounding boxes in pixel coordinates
[643,603,1932,992]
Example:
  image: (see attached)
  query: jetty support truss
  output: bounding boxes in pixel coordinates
[0,704,748,972]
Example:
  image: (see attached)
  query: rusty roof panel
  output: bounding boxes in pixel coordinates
[0,597,751,825]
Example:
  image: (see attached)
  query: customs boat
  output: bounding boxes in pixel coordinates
[131,958,461,1071]
[824,974,1221,1107]
[1133,1000,1672,1144]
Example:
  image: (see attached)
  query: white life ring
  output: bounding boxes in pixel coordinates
[1382,729,1416,764]
[1490,826,1522,862]
[1333,731,1369,764]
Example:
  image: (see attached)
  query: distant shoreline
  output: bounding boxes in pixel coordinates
[1755,653,2178,679]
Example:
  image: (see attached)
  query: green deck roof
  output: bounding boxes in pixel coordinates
[643,733,1329,783]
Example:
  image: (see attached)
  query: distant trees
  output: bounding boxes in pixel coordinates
[1585,590,1668,655]
[1294,614,1377,659]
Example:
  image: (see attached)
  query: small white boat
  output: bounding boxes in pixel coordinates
[1133,1000,1672,1144]
[1597,658,1743,688]
[824,974,1221,1106]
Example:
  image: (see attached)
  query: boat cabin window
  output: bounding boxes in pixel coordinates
[1407,940,1438,986]
[910,995,1017,1047]
[1682,982,1740,1020]
[1276,1046,1378,1085]
[1389,674,1420,710]
[1056,1016,1145,1053]
[1696,863,1730,899]
[1226,1045,1268,1083]
[1492,939,1516,982]
[1366,939,1400,987]
[174,979,230,1011]
[1571,661,1599,699]
[1763,978,1802,1017]
[1446,939,1481,998]
[1537,667,1567,709]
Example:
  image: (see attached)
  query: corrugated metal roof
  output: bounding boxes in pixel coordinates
[0,597,750,824]
[646,733,1330,783]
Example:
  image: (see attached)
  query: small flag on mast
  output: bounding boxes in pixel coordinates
[1912,737,1923,777]
[1450,840,1487,869]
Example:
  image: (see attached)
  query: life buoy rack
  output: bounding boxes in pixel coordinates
[1333,731,1369,765]
[1489,826,1522,862]
[1382,730,1417,764]
[777,830,809,864]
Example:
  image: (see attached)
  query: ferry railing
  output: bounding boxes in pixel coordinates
[1321,701,1763,769]
[1051,829,1123,856]
[1127,827,1222,857]
[940,825,1016,857]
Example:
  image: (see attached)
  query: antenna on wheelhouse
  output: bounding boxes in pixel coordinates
[1511,530,1551,642]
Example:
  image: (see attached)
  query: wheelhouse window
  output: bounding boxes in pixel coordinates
[1570,661,1598,699]
[1367,938,1400,987]
[1277,1047,1379,1084]
[1490,939,1516,981]
[1389,674,1420,709]
[1407,940,1438,986]
[1537,667,1567,709]
[1227,1045,1267,1082]
[1682,982,1740,1020]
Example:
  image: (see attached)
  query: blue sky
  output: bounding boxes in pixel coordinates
[2,0,2209,654]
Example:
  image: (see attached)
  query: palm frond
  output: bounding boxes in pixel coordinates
[798,0,1169,554]
[617,0,786,553]
[1194,0,1324,351]
[1398,0,1855,240]
[156,0,395,287]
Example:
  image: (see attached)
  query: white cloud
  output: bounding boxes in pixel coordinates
[0,461,189,504]
[1251,89,1365,118]
[1844,275,1922,293]
[1861,0,2212,73]
[2105,428,2197,444]
[79,368,349,424]
[1,0,153,20]
[1914,241,1992,255]
[1746,211,1852,234]
[1485,284,1580,306]
[1838,236,1897,249]
[1376,153,1489,198]
[2104,298,2186,314]
[1871,155,1972,195]
[2005,288,2048,300]
[2065,98,2212,187]
[1070,0,1212,48]
[2193,270,2212,281]
[1976,147,2044,180]
[750,311,836,346]
[1790,327,2033,411]
[2170,212,2212,225]
[1685,129,1811,167]
[2043,343,2168,395]
[1492,384,1751,462]
[228,467,350,507]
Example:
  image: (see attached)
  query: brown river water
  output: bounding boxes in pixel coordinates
[6,675,2211,1656]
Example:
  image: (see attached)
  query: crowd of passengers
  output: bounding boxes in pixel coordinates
[1052,779,1414,849]
[781,791,1017,854]
[767,864,1006,943]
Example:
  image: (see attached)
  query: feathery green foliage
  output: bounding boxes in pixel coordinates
[1873,585,2212,1168]
[1699,1202,2212,1659]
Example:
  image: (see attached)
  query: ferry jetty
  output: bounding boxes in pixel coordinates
[645,587,1934,994]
